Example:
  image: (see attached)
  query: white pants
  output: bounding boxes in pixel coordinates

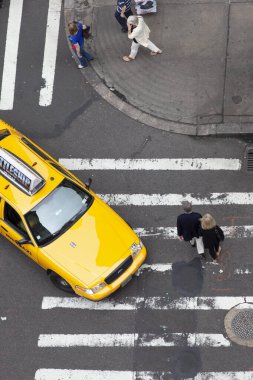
[190,237,204,254]
[129,40,160,59]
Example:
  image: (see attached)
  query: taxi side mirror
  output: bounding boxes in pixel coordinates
[85,178,92,190]
[16,237,31,246]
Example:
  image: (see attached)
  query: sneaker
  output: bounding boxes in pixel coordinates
[78,64,87,69]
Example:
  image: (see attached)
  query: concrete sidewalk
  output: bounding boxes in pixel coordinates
[64,0,253,135]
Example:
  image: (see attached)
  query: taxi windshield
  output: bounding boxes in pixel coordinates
[25,178,93,246]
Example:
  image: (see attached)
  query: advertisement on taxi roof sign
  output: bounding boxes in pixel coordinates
[0,148,44,195]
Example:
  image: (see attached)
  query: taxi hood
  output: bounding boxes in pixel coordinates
[43,198,137,286]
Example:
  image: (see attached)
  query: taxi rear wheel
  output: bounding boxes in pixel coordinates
[49,272,74,293]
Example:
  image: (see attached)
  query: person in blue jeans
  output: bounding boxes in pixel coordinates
[68,21,93,69]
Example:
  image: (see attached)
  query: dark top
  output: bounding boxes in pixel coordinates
[177,212,202,241]
[198,225,223,258]
[117,0,132,13]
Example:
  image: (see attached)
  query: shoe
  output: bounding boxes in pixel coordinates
[121,28,128,33]
[150,50,162,56]
[200,253,206,260]
[78,64,87,69]
[190,242,196,248]
[123,56,135,62]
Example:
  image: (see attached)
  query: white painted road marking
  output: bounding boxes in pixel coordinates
[38,333,230,347]
[98,193,253,206]
[0,0,23,110]
[136,262,252,276]
[59,158,242,171]
[39,0,62,106]
[134,225,253,239]
[41,296,253,311]
[34,369,253,380]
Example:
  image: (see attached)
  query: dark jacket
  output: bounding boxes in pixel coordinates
[198,225,224,259]
[177,212,202,241]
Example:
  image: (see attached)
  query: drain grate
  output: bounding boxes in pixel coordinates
[231,310,253,340]
[247,149,253,171]
[225,304,253,347]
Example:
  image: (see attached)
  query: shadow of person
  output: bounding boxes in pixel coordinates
[172,256,203,296]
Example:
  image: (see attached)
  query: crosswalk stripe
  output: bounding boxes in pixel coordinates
[39,0,62,106]
[41,296,253,311]
[34,369,253,380]
[134,225,253,238]
[0,0,23,110]
[136,263,252,275]
[98,193,253,206]
[35,369,145,380]
[38,333,230,347]
[59,158,241,171]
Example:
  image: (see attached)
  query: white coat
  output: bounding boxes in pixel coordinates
[128,16,151,47]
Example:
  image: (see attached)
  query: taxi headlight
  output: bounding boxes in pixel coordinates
[75,282,106,295]
[130,240,143,259]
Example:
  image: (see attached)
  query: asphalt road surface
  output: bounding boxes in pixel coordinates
[1,1,253,380]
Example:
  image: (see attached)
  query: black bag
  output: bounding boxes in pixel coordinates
[82,25,91,39]
[215,225,224,242]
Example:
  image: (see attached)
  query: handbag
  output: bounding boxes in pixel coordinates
[82,25,91,39]
[135,0,157,14]
[215,225,225,242]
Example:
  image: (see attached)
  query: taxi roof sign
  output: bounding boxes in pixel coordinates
[0,148,45,195]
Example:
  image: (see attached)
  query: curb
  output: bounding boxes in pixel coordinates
[64,0,253,136]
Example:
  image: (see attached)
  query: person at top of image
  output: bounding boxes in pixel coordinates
[115,0,133,33]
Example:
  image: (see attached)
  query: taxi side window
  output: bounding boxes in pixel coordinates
[4,202,28,236]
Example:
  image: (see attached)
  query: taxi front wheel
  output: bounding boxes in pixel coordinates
[49,271,74,293]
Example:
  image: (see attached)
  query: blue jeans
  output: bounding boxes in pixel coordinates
[75,45,93,67]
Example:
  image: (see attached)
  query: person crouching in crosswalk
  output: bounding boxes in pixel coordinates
[177,201,205,257]
[199,214,224,261]
[68,21,94,69]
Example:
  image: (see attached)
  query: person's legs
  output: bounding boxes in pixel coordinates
[78,54,88,68]
[80,46,93,61]
[115,10,128,31]
[129,41,140,59]
[190,237,196,247]
[208,245,217,260]
[146,40,162,54]
[72,47,88,68]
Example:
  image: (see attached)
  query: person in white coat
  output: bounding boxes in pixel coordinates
[123,15,162,62]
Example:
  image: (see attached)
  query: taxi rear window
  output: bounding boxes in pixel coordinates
[0,129,11,141]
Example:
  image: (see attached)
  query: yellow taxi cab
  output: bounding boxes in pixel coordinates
[0,120,147,300]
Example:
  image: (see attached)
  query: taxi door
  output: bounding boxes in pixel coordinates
[0,199,38,263]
